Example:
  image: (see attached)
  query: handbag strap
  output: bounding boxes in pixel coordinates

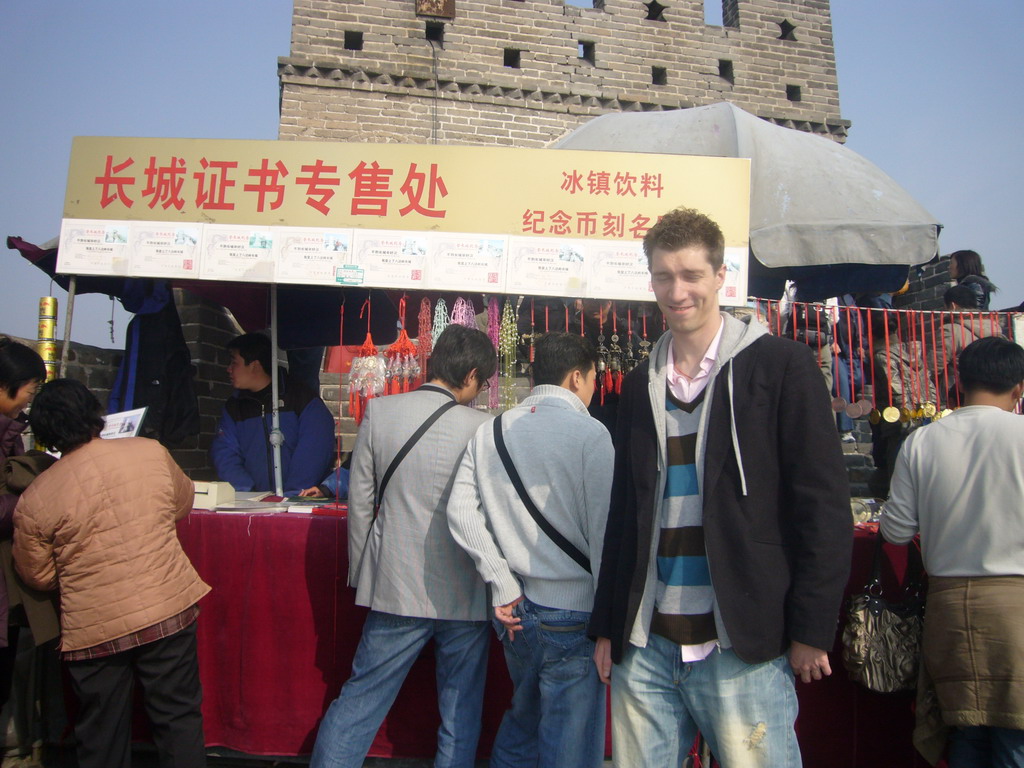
[867,532,925,597]
[492,413,591,574]
[374,390,457,517]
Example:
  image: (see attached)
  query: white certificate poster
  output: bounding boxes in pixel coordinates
[585,241,654,301]
[720,246,748,307]
[425,232,507,292]
[275,228,352,285]
[128,224,201,279]
[199,225,276,282]
[504,237,587,297]
[57,218,130,276]
[350,230,428,289]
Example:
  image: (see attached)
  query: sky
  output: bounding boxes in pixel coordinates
[1,0,1021,348]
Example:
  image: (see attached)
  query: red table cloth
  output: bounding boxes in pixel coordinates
[177,512,931,765]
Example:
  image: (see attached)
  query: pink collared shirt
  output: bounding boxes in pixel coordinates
[666,317,724,404]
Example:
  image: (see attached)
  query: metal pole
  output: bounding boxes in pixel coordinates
[269,284,284,497]
[59,276,77,378]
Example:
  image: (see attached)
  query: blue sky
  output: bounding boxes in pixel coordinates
[2,0,1021,348]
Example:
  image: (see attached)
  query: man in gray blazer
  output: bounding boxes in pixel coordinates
[310,324,498,768]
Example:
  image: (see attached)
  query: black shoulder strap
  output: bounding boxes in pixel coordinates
[374,397,458,516]
[492,413,591,574]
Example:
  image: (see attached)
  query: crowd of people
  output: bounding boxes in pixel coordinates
[0,208,1020,768]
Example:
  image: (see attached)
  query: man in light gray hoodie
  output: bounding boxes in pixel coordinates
[447,332,613,768]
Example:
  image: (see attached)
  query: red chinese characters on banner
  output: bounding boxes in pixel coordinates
[522,209,545,234]
[296,160,341,215]
[557,168,663,199]
[244,159,289,213]
[520,209,657,240]
[141,156,186,211]
[560,170,584,195]
[602,213,625,239]
[94,156,136,209]
[349,161,393,216]
[548,210,572,235]
[629,214,652,239]
[398,163,448,218]
[587,171,611,196]
[614,172,638,197]
[194,158,237,211]
[639,173,664,198]
[576,212,598,237]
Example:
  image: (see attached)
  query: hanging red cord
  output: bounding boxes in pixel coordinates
[906,310,919,410]
[599,306,610,404]
[927,310,939,411]
[385,296,418,395]
[612,304,623,394]
[883,308,895,411]
[939,310,950,409]
[349,298,379,426]
[866,305,877,414]
[844,304,855,406]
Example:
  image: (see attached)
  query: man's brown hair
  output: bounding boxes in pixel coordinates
[642,207,725,271]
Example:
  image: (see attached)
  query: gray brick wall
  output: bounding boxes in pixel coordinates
[279,0,849,147]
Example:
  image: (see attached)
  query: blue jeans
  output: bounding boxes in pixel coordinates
[490,599,606,768]
[309,610,489,768]
[949,726,1024,768]
[611,633,801,768]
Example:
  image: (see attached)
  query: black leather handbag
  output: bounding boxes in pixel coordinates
[842,534,925,694]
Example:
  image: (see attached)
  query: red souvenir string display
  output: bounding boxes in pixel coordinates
[383,296,420,396]
[349,299,384,426]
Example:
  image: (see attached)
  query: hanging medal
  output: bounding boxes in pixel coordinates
[880,308,900,424]
[624,307,638,374]
[638,309,651,360]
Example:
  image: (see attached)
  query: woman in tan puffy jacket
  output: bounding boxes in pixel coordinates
[13,379,210,768]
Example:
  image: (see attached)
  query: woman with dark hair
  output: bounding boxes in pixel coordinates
[0,337,46,706]
[949,249,998,311]
[13,378,210,768]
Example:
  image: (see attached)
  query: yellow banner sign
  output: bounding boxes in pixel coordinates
[65,137,750,246]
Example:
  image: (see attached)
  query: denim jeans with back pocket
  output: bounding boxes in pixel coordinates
[489,598,606,768]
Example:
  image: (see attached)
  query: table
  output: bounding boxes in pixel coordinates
[177,512,931,765]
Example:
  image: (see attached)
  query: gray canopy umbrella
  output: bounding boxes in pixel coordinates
[554,102,941,298]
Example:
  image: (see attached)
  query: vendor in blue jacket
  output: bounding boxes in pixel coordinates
[210,332,335,496]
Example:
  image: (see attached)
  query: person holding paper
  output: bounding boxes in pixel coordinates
[14,379,209,768]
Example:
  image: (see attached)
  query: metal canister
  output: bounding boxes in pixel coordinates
[38,296,58,342]
[43,360,58,382]
[36,341,58,361]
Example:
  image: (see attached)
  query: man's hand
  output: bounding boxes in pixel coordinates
[593,637,612,684]
[789,640,832,683]
[298,486,322,497]
[495,596,525,641]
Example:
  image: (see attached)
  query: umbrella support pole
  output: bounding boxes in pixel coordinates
[270,284,284,497]
[59,276,77,378]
